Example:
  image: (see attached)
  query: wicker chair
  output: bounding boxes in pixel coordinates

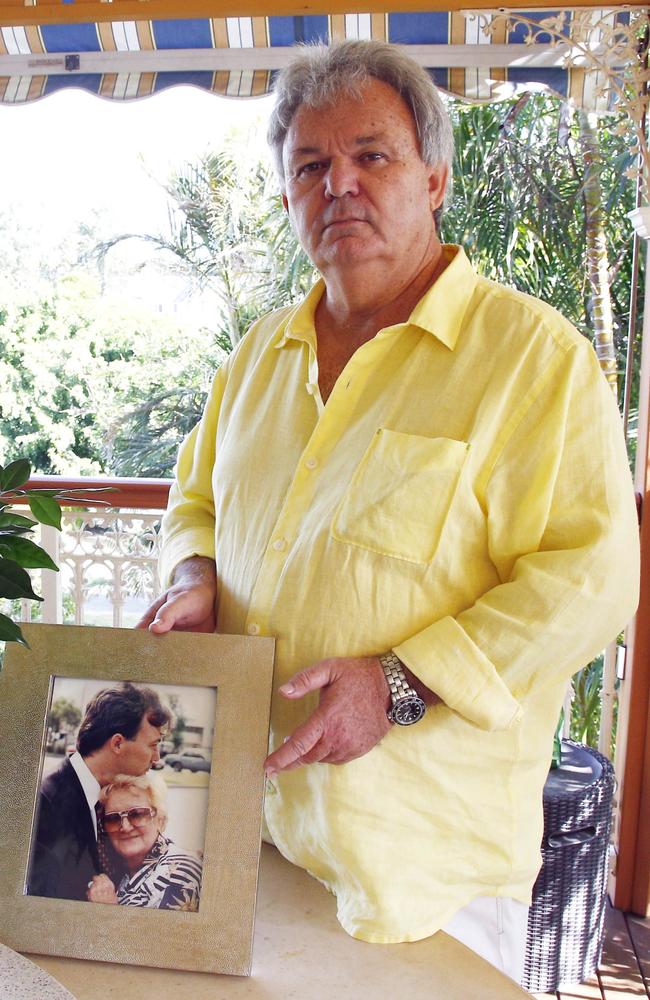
[522,740,616,993]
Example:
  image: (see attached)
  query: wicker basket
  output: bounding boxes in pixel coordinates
[522,740,616,993]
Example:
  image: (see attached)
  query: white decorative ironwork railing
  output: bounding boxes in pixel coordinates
[8,476,169,630]
[39,511,162,628]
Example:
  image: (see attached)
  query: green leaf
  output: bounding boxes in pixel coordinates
[0,613,28,646]
[0,559,43,601]
[0,459,31,492]
[28,496,62,530]
[0,536,58,570]
[0,513,37,531]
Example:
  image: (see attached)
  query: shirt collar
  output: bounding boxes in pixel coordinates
[406,245,477,351]
[69,750,101,836]
[275,279,324,351]
[274,245,476,353]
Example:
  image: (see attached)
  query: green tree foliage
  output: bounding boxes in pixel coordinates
[94,151,315,349]
[0,207,106,293]
[48,697,82,730]
[439,96,639,414]
[0,272,228,477]
[0,277,106,474]
[166,693,186,751]
[570,654,606,748]
[159,151,315,338]
[87,148,315,475]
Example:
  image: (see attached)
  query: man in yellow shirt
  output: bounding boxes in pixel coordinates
[138,41,639,980]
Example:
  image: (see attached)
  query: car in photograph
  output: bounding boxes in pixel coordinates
[165,748,212,773]
[45,731,68,754]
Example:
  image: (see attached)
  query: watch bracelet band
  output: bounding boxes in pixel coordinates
[379,651,418,701]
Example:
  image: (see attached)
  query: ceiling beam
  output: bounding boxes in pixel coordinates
[0,42,622,76]
[0,1,645,27]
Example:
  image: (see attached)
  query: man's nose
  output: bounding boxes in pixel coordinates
[324,159,360,200]
[151,747,160,763]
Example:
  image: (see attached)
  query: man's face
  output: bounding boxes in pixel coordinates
[115,717,162,776]
[281,77,447,277]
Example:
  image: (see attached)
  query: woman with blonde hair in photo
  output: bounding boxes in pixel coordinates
[87,771,202,911]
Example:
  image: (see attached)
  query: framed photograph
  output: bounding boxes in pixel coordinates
[0,622,275,975]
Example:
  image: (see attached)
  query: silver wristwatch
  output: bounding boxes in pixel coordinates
[379,652,426,726]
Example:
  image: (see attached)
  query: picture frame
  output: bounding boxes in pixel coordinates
[0,622,275,976]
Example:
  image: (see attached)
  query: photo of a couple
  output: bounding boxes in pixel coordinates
[27,679,214,913]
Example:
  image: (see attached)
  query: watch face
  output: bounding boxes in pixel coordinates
[392,696,426,726]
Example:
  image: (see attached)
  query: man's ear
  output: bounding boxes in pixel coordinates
[427,164,449,213]
[109,733,124,755]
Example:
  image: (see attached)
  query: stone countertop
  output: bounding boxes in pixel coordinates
[18,844,528,1000]
[0,943,75,1000]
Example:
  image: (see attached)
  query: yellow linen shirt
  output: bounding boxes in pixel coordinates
[161,245,639,943]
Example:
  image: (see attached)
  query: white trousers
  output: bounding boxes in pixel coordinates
[442,896,529,985]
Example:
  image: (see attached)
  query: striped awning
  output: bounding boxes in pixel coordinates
[0,8,633,108]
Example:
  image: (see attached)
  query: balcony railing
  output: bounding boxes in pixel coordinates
[10,476,170,630]
[10,474,621,760]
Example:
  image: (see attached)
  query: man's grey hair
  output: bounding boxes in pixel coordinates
[267,40,454,221]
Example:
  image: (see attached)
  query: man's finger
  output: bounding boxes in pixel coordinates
[279,661,337,699]
[134,595,167,631]
[264,716,325,775]
[145,592,203,634]
[148,603,177,634]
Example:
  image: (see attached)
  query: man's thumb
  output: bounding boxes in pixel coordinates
[279,661,334,698]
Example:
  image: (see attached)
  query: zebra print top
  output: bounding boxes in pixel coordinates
[116,834,202,911]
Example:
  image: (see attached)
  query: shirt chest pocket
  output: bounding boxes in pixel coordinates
[331,429,469,564]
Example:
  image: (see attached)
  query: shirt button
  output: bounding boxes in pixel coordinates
[247,623,260,636]
[305,457,318,470]
[272,538,287,551]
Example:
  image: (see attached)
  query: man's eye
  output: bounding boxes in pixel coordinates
[297,162,324,177]
[361,152,385,162]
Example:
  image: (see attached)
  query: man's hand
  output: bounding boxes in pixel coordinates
[87,874,118,905]
[264,656,393,776]
[135,556,217,634]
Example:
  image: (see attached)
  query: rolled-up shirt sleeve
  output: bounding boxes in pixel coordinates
[395,337,640,731]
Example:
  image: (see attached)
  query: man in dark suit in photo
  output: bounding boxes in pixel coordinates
[27,682,171,902]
